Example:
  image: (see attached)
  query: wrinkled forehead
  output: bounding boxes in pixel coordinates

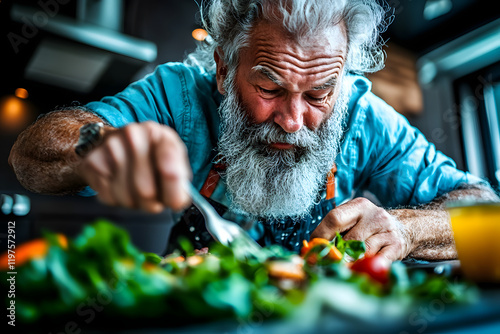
[235,19,348,86]
[246,19,348,61]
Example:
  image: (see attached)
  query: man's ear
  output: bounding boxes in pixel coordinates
[214,49,227,95]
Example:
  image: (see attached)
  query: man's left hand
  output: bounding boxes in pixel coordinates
[310,197,413,261]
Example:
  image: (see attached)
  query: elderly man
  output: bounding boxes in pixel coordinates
[9,0,498,260]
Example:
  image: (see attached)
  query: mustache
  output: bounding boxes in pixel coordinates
[240,120,323,151]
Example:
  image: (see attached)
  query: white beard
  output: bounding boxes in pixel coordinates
[217,70,349,220]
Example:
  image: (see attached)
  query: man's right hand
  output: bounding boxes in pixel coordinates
[77,121,192,213]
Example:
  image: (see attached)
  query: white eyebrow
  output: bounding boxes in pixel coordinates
[251,65,338,91]
[312,76,338,90]
[251,65,284,87]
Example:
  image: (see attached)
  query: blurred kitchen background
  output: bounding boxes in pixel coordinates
[1,0,499,251]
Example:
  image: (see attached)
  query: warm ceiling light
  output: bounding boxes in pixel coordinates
[0,95,35,134]
[0,96,28,132]
[192,28,208,41]
[15,88,29,99]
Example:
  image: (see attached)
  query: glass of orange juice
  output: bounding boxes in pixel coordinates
[447,202,500,283]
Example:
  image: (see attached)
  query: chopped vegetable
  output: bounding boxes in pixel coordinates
[300,238,343,265]
[0,234,67,270]
[186,255,204,266]
[267,257,306,282]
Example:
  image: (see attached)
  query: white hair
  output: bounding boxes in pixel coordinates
[184,0,388,74]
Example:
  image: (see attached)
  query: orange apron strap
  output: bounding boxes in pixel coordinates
[200,162,226,198]
[326,163,337,201]
[200,169,220,198]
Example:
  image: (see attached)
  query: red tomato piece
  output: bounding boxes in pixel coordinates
[350,255,391,284]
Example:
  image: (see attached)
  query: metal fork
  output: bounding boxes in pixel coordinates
[185,182,266,261]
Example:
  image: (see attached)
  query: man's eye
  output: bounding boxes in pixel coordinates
[260,87,279,95]
[307,95,326,102]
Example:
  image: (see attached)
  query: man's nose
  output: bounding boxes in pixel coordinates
[273,95,306,133]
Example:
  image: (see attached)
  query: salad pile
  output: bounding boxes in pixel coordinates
[2,220,476,330]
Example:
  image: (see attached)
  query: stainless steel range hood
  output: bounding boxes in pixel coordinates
[11,0,157,93]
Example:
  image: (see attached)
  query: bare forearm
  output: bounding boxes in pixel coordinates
[390,185,499,260]
[390,208,456,260]
[8,109,105,195]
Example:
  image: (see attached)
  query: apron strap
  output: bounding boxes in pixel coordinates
[326,162,337,201]
[200,161,337,202]
[200,161,226,198]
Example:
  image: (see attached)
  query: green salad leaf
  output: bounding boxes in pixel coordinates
[2,220,477,329]
[334,232,366,260]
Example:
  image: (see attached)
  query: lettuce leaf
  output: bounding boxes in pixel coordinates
[334,232,366,260]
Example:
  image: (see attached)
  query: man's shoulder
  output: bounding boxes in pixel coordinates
[347,74,393,114]
[145,62,217,89]
[87,62,220,128]
[153,62,213,77]
[346,74,409,130]
[345,73,372,96]
[140,62,221,112]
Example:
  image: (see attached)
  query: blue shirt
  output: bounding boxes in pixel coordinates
[85,63,483,250]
